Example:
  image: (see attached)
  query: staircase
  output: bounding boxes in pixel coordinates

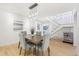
[47,16,74,38]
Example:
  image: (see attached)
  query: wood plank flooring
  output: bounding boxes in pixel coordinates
[0,39,77,56]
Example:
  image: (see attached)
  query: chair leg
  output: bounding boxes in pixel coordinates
[48,47,50,56]
[37,47,41,56]
[35,46,37,55]
[24,49,26,56]
[42,50,44,56]
[41,48,44,56]
[29,47,31,53]
[19,47,22,55]
[35,46,37,56]
[18,41,20,49]
[33,47,35,56]
[33,46,36,56]
[37,47,39,56]
[40,47,43,56]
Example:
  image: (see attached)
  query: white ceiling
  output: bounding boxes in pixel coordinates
[0,3,32,17]
[37,3,79,18]
[0,3,79,18]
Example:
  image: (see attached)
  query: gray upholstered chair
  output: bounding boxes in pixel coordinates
[29,31,50,56]
[18,31,50,56]
[42,33,50,56]
[36,31,50,56]
[18,31,27,55]
[18,31,36,56]
[33,34,43,55]
[36,31,41,36]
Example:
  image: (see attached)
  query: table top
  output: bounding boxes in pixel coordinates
[25,35,43,45]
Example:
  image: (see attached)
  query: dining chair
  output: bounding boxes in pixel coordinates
[42,33,50,56]
[36,31,41,36]
[18,31,27,49]
[18,31,36,56]
[19,31,27,55]
[18,31,50,56]
[33,32,51,56]
[32,32,43,56]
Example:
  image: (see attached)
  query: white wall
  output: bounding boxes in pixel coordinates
[54,11,74,24]
[23,18,38,34]
[49,11,74,25]
[0,11,22,46]
[23,19,31,34]
[76,11,79,46]
[74,11,79,47]
[73,11,79,55]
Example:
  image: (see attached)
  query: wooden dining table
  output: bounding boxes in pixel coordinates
[25,34,43,45]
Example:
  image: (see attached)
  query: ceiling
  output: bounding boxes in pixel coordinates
[0,3,32,17]
[38,3,79,18]
[0,3,79,18]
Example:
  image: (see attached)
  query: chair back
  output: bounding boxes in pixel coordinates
[36,31,41,36]
[34,32,42,43]
[42,32,50,50]
[19,31,27,49]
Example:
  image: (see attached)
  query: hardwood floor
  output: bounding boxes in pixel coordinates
[0,39,77,56]
[50,39,76,56]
